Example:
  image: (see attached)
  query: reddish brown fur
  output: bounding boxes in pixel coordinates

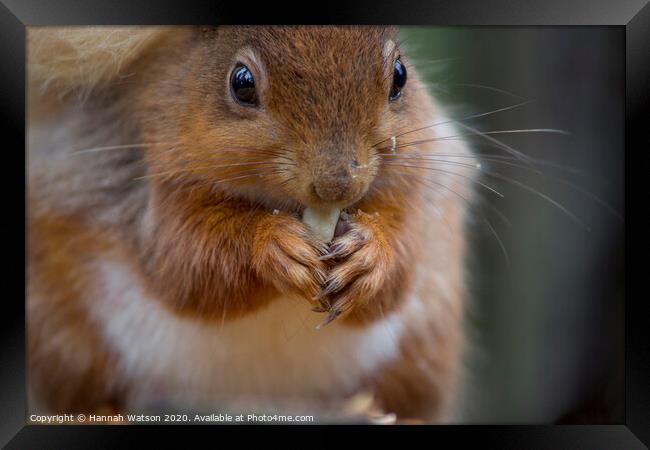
[28,26,471,420]
[27,210,125,413]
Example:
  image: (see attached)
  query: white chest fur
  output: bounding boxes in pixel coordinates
[91,260,406,412]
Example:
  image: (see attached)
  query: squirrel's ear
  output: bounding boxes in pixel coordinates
[27,27,173,99]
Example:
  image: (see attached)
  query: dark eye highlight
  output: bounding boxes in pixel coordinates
[230,64,257,106]
[389,56,407,101]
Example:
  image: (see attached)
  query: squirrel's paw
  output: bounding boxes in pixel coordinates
[253,213,328,305]
[317,211,393,325]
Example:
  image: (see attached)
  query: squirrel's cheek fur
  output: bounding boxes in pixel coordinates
[28,27,474,421]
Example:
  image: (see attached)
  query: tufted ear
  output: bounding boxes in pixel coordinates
[27,26,174,100]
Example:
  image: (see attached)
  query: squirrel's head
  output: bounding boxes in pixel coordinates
[139,26,432,210]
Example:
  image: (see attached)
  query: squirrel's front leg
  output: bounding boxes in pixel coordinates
[142,190,328,319]
[251,212,329,303]
[319,206,414,326]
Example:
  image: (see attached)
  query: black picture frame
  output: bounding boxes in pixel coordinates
[1,0,647,447]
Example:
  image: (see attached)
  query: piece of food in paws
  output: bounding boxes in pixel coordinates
[302,207,341,242]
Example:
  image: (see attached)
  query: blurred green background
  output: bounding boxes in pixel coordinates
[398,27,625,423]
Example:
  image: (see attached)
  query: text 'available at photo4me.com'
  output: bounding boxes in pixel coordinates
[29,413,316,424]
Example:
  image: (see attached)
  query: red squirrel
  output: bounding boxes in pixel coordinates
[27,26,475,422]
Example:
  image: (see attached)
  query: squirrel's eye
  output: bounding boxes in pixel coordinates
[230,64,257,106]
[389,57,407,101]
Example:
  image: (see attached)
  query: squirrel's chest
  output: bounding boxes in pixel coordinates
[91,260,406,411]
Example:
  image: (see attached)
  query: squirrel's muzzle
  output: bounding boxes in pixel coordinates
[311,162,354,203]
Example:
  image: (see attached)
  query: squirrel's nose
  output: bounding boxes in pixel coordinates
[311,163,353,203]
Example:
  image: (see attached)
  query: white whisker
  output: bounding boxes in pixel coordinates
[372,100,534,148]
